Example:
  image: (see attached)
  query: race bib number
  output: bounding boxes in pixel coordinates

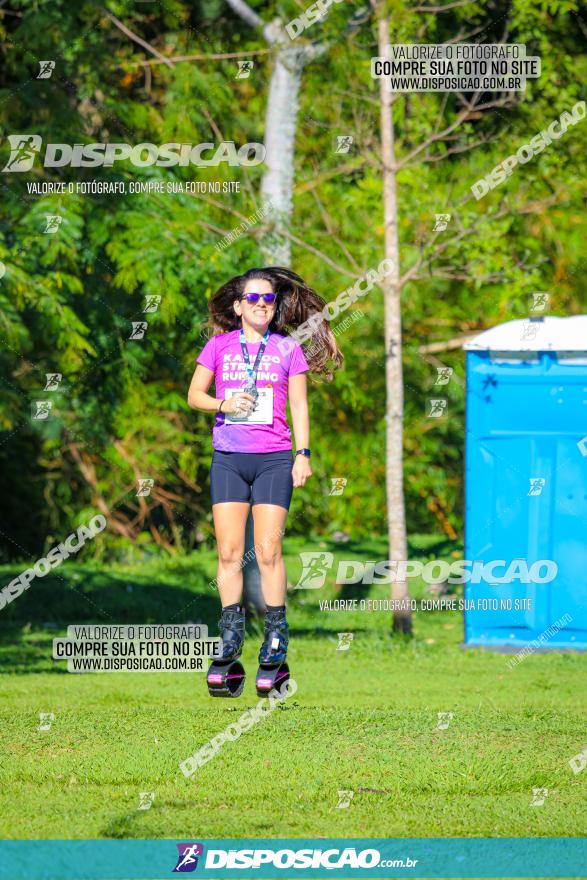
[224,387,274,425]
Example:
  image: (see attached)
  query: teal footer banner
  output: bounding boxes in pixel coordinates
[0,838,585,879]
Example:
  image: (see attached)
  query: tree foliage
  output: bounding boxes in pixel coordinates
[0,0,585,561]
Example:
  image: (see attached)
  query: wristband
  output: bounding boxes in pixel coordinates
[296,448,311,458]
[218,399,224,413]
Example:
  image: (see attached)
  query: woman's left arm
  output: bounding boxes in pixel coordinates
[288,373,312,488]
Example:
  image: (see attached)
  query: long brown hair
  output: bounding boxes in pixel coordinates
[206,267,343,381]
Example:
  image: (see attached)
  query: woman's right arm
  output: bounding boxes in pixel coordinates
[187,365,255,414]
[187,365,221,412]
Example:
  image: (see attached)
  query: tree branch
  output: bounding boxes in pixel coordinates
[419,335,478,353]
[225,0,265,30]
[66,442,135,539]
[310,189,364,272]
[399,200,516,287]
[420,136,491,161]
[415,0,476,11]
[294,158,366,193]
[284,229,366,280]
[130,48,272,68]
[99,5,174,68]
[397,89,516,170]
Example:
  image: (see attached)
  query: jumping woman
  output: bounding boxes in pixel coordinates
[188,267,343,696]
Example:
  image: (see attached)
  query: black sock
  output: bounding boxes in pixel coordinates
[266,604,286,613]
[222,602,243,613]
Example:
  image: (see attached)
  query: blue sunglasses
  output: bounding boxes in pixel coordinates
[241,292,277,304]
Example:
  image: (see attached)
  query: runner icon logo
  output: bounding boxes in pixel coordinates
[173,843,204,873]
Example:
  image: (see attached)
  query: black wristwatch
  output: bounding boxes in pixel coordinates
[296,448,311,458]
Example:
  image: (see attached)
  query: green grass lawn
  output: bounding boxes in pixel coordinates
[0,535,585,840]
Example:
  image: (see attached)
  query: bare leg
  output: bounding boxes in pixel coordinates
[251,504,289,606]
[212,502,250,606]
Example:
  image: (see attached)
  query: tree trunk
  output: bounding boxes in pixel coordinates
[259,45,306,265]
[244,39,305,612]
[377,15,411,634]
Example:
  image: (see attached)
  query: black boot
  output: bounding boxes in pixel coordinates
[217,605,246,662]
[258,608,289,665]
[207,606,246,697]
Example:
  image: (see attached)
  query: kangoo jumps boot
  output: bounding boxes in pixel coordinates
[255,608,290,697]
[206,605,246,697]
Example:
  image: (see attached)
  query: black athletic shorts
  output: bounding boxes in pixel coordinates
[210,450,295,510]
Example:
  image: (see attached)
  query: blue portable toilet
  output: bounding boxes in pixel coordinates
[463,315,587,650]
